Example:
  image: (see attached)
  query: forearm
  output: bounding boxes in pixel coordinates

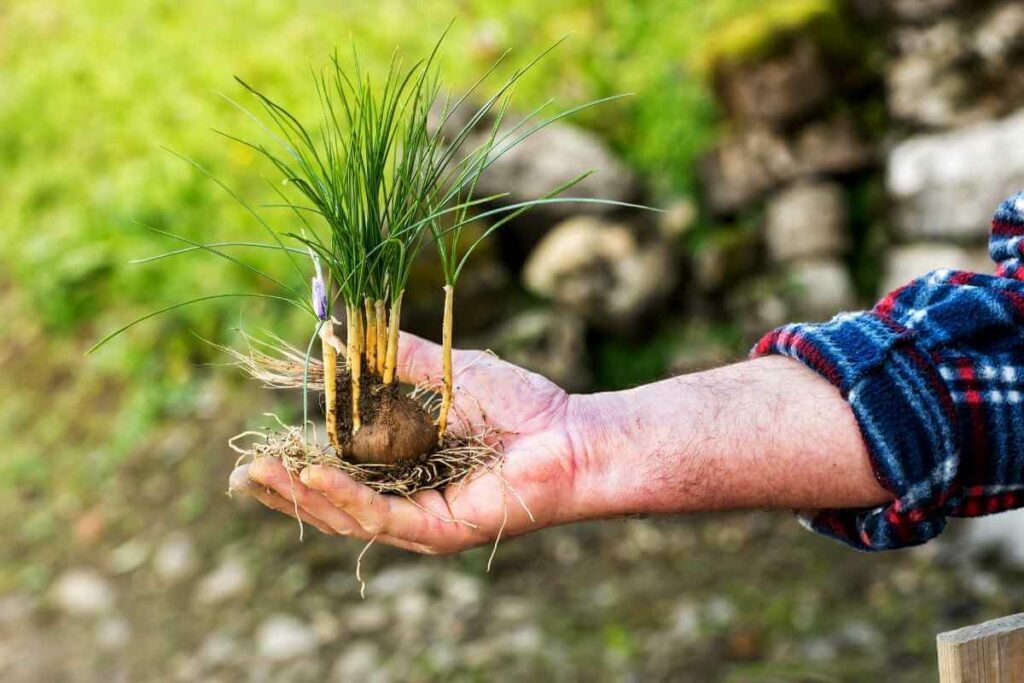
[566,356,892,520]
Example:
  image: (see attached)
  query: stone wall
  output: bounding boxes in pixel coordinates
[431,0,1024,389]
[879,0,1024,289]
[696,26,878,336]
[696,0,1024,333]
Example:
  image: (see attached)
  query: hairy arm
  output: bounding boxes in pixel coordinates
[234,334,891,554]
[238,193,1024,552]
[566,355,891,521]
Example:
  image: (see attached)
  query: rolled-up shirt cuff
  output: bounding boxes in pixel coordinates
[753,312,962,551]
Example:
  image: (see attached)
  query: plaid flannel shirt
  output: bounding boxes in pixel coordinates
[754,192,1024,551]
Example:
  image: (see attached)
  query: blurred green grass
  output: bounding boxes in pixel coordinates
[2,0,817,335]
[0,0,834,566]
[3,7,1007,681]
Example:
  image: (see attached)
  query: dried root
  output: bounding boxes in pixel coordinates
[223,333,507,497]
[231,421,501,496]
[217,331,325,390]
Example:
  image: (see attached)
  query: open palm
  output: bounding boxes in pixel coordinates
[230,332,586,554]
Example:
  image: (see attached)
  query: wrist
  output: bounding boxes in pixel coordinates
[561,393,618,521]
[563,385,704,521]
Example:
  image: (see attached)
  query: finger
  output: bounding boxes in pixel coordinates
[397,331,499,386]
[302,465,486,552]
[397,331,444,386]
[246,460,438,554]
[231,463,335,533]
[231,466,335,535]
[252,489,336,535]
[228,464,261,495]
[299,465,393,535]
[396,332,494,432]
[247,459,366,536]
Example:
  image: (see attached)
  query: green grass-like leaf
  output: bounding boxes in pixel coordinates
[93,27,656,354]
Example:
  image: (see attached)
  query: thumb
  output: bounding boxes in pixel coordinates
[397,331,444,386]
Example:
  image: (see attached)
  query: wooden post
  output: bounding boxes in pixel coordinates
[937,613,1024,682]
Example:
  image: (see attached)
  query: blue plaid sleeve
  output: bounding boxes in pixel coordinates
[753,192,1024,550]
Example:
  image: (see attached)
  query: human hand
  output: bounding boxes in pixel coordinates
[229,331,595,554]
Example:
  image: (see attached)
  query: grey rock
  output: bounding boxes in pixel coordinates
[157,427,194,464]
[964,570,1000,598]
[279,563,310,597]
[890,0,958,22]
[426,641,460,673]
[893,20,963,66]
[888,54,970,129]
[801,636,838,662]
[311,610,341,643]
[699,126,797,214]
[434,108,637,245]
[973,3,1024,68]
[441,572,483,613]
[108,538,148,575]
[715,39,830,127]
[391,591,430,634]
[195,558,251,605]
[193,376,229,414]
[465,625,544,666]
[671,602,702,642]
[550,534,583,565]
[0,593,35,625]
[888,21,976,128]
[887,109,1024,241]
[704,597,737,627]
[96,616,131,651]
[522,216,676,328]
[953,508,1024,568]
[51,568,114,616]
[478,121,637,215]
[788,258,856,320]
[591,581,619,609]
[345,603,389,634]
[330,641,388,682]
[270,659,321,682]
[153,531,198,583]
[502,625,544,654]
[753,293,790,332]
[492,596,534,624]
[792,115,875,177]
[370,565,434,598]
[765,181,847,262]
[840,620,882,649]
[886,6,1024,128]
[199,632,241,666]
[172,656,203,681]
[256,614,318,662]
[657,197,697,239]
[701,116,872,215]
[487,309,590,391]
[881,244,991,293]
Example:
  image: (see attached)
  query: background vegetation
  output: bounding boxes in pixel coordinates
[2,1,1019,680]
[3,0,779,544]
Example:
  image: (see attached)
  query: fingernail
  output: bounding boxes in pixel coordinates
[248,458,272,484]
[300,467,315,486]
[228,465,254,495]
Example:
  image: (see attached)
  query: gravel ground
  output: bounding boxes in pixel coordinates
[2,294,1022,681]
[3,433,1023,683]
